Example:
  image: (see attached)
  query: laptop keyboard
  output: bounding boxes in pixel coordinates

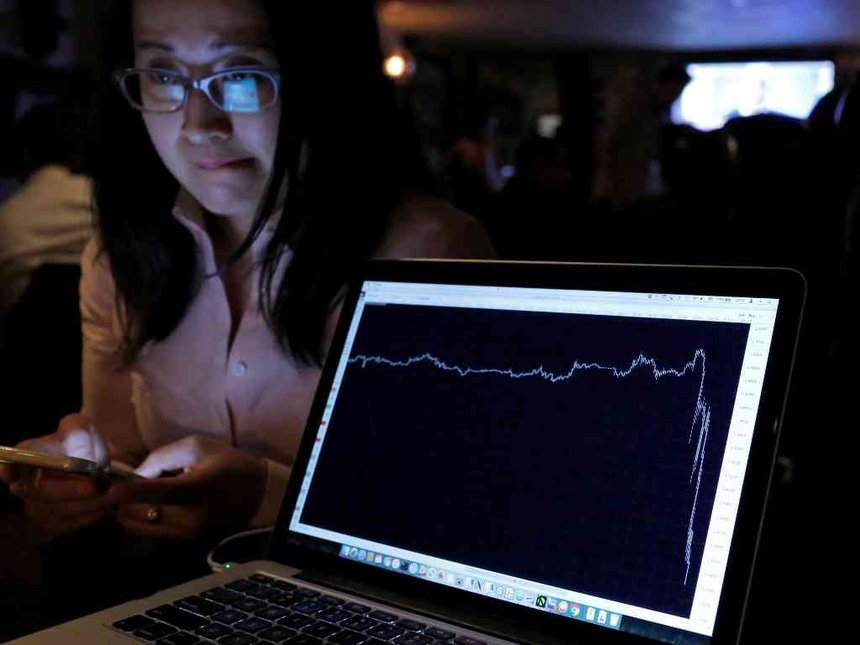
[110,573,488,645]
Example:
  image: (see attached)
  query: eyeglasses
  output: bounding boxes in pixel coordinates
[114,68,281,114]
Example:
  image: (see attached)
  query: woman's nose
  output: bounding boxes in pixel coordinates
[180,86,232,144]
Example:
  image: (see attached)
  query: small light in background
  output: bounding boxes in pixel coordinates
[377,5,415,83]
[384,52,414,80]
[385,54,407,78]
[537,113,563,139]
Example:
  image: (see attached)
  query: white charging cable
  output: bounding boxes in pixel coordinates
[206,526,274,573]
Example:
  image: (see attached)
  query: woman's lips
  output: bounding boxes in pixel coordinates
[193,157,254,171]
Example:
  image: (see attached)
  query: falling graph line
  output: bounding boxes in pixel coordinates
[347,350,710,585]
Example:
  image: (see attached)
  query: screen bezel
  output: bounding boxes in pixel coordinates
[270,260,806,645]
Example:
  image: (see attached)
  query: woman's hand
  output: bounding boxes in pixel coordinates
[109,435,268,539]
[0,413,115,534]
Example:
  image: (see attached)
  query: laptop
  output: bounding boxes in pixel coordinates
[12,260,805,645]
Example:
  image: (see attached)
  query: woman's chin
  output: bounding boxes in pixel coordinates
[194,187,263,220]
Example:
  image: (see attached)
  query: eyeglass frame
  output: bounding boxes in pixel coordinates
[113,67,282,114]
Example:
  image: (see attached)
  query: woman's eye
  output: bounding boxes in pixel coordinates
[148,72,178,85]
[224,71,252,82]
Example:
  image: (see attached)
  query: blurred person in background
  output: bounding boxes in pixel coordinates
[0,0,72,184]
[592,63,691,208]
[0,101,93,330]
[491,130,579,260]
[443,97,507,223]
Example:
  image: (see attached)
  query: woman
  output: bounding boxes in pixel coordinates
[1,0,493,540]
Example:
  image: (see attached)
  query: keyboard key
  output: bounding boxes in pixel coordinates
[283,635,322,645]
[234,599,267,613]
[328,631,369,645]
[196,623,233,640]
[271,593,300,607]
[343,602,372,614]
[176,596,225,616]
[234,583,267,597]
[424,627,455,640]
[134,622,177,640]
[226,579,259,593]
[113,615,156,632]
[453,637,487,645]
[235,617,273,633]
[218,633,258,645]
[279,614,315,630]
[365,625,405,640]
[291,600,326,615]
[271,581,298,592]
[250,574,279,585]
[258,625,297,642]
[293,588,321,598]
[247,586,282,601]
[367,610,398,623]
[256,606,291,621]
[157,633,201,645]
[203,588,245,606]
[317,608,351,623]
[340,616,378,632]
[395,619,426,631]
[321,595,345,606]
[147,605,208,631]
[213,609,250,625]
[393,634,433,645]
[302,621,339,638]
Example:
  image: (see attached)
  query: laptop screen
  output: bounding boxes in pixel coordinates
[286,277,782,644]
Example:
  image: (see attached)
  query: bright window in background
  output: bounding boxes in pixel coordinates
[672,61,835,131]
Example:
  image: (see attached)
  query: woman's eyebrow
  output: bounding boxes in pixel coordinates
[133,40,275,57]
[210,42,275,53]
[135,41,174,53]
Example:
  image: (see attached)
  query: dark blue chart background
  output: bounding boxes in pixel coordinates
[300,303,751,617]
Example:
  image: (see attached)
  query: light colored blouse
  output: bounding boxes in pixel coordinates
[80,191,494,526]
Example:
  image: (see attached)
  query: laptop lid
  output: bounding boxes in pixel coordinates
[269,261,805,645]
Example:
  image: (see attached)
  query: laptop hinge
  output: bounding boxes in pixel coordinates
[294,567,579,645]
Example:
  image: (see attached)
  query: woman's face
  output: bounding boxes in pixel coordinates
[132,0,279,221]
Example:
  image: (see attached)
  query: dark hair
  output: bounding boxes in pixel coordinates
[91,0,432,366]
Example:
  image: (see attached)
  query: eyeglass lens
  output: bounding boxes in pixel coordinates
[123,71,276,113]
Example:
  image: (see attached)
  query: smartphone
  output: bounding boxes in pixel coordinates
[0,445,139,481]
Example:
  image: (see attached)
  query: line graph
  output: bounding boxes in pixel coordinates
[348,349,710,585]
[301,304,750,617]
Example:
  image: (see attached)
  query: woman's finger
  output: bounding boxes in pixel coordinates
[17,437,64,455]
[110,473,205,506]
[133,437,216,479]
[43,507,112,533]
[25,491,115,520]
[0,463,18,486]
[16,471,100,502]
[39,507,113,535]
[115,503,202,539]
[61,425,109,465]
